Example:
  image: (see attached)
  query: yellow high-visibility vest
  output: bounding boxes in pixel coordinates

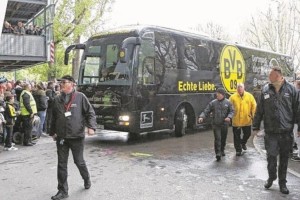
[20,90,37,116]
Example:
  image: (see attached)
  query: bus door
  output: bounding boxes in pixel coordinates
[137,32,170,131]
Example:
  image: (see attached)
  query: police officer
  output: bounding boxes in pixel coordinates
[198,88,234,161]
[253,66,300,194]
[50,75,96,200]
[20,83,37,146]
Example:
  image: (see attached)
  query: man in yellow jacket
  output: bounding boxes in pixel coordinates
[229,83,257,156]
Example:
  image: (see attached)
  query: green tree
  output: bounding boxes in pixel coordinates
[52,0,113,80]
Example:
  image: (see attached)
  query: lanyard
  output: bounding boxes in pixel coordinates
[64,92,76,111]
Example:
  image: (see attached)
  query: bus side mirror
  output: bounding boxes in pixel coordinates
[120,37,141,63]
[64,44,86,65]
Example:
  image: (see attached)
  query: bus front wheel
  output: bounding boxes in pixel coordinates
[174,106,187,137]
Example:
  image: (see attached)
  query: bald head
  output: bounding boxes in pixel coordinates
[237,83,245,95]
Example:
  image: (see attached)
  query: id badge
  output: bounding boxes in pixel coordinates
[64,111,72,117]
[264,94,270,99]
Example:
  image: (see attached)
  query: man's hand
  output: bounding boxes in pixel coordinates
[253,130,259,136]
[224,117,231,123]
[198,117,204,123]
[87,128,95,136]
[52,134,57,141]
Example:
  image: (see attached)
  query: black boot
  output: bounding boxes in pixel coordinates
[51,191,69,200]
[280,184,289,194]
[264,178,274,189]
[84,178,91,189]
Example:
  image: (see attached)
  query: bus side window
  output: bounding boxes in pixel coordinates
[142,57,155,85]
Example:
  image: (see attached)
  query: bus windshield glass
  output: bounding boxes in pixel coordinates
[80,35,134,85]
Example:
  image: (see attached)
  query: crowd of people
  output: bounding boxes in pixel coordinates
[2,20,44,36]
[0,78,60,150]
[0,75,96,200]
[1,68,300,198]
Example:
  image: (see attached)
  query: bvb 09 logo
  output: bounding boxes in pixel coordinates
[220,45,245,94]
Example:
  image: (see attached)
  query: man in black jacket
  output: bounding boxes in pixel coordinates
[253,66,300,195]
[45,81,57,134]
[50,75,96,200]
[198,88,234,161]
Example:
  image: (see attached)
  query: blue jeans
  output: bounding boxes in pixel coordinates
[37,110,46,137]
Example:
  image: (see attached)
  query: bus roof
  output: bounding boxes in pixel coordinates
[91,24,291,58]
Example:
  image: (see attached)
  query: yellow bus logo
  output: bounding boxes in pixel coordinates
[220,45,245,94]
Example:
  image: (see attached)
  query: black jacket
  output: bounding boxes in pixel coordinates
[253,80,300,133]
[50,90,96,138]
[33,89,48,111]
[45,88,56,109]
[200,98,234,126]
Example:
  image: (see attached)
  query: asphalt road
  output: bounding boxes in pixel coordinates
[1,129,300,200]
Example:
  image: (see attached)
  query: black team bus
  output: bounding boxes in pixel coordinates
[64,25,293,140]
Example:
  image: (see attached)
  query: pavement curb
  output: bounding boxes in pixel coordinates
[252,130,300,178]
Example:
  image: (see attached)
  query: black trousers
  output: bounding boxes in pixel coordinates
[45,108,53,134]
[56,137,90,194]
[264,132,293,185]
[4,125,13,148]
[213,125,228,156]
[232,126,251,152]
[21,115,33,145]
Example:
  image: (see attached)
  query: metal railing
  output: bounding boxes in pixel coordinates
[0,33,46,58]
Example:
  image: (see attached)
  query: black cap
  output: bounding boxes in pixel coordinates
[57,75,75,83]
[216,88,226,96]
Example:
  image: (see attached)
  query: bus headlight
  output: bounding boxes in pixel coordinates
[119,115,130,121]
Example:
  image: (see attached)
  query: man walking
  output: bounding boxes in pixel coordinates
[50,75,96,200]
[229,83,256,156]
[253,66,300,194]
[198,88,234,161]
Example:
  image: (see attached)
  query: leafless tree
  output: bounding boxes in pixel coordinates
[191,22,230,41]
[241,0,300,72]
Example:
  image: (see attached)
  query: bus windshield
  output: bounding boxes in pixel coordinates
[80,35,134,86]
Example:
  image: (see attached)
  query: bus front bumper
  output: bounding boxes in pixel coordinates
[95,128,129,141]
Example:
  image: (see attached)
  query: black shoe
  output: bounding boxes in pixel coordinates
[84,178,91,189]
[241,144,247,150]
[280,185,289,194]
[221,151,225,156]
[264,178,274,189]
[216,155,221,161]
[51,191,69,200]
[23,143,34,146]
[236,152,242,156]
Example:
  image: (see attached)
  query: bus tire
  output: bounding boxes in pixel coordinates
[128,132,140,142]
[174,106,187,137]
[13,132,23,144]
